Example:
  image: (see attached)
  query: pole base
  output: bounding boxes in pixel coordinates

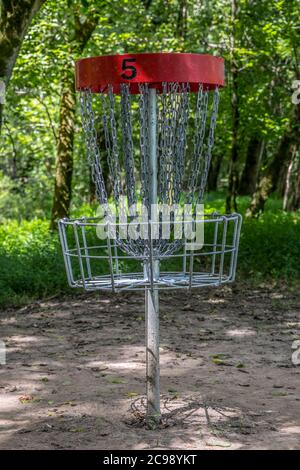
[145,287,160,427]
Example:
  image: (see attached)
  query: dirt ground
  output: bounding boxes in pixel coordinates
[0,282,299,450]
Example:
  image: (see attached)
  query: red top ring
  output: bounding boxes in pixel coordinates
[75,53,224,94]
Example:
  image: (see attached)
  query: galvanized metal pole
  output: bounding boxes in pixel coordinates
[145,87,160,424]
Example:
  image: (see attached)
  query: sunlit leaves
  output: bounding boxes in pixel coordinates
[0,0,299,220]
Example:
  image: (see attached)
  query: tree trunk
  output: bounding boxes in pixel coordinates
[277,151,293,198]
[289,160,300,211]
[239,138,264,195]
[246,103,300,218]
[50,8,99,229]
[226,0,239,213]
[0,0,45,132]
[177,0,188,40]
[283,145,296,210]
[50,65,75,230]
[97,128,112,199]
[89,174,97,204]
[207,153,223,192]
[88,122,112,204]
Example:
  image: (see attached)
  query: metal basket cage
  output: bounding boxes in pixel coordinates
[58,212,242,292]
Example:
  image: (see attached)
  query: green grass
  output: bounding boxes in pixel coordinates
[0,194,299,308]
[0,219,69,306]
[204,192,300,279]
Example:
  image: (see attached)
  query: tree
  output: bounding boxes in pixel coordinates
[246,103,300,217]
[1,0,299,221]
[245,0,300,216]
[238,137,264,195]
[282,146,296,211]
[225,0,240,213]
[208,153,223,192]
[50,2,100,229]
[0,0,46,131]
[177,0,188,41]
[289,159,300,211]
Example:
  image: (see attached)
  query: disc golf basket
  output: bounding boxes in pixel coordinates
[58,53,242,425]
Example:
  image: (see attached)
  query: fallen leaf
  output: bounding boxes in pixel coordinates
[168,388,178,394]
[109,378,126,384]
[62,380,73,386]
[19,395,34,404]
[272,391,288,397]
[212,358,232,366]
[91,366,108,372]
[69,428,85,433]
[206,439,231,448]
[182,304,192,311]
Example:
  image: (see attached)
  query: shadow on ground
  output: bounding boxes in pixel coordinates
[0,282,299,449]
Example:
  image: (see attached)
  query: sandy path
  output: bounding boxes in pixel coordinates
[0,282,299,449]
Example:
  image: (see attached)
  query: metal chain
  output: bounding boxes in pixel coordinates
[159,82,180,204]
[79,83,220,258]
[139,83,151,210]
[79,90,108,205]
[173,83,190,203]
[198,87,220,202]
[187,84,208,202]
[157,83,190,253]
[101,85,121,203]
[120,84,136,207]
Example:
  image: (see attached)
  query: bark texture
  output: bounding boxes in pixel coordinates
[239,138,264,195]
[0,0,46,131]
[50,9,99,229]
[50,65,75,230]
[208,153,223,192]
[226,0,239,213]
[246,103,300,217]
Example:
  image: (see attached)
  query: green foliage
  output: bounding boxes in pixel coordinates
[240,212,300,279]
[1,0,299,219]
[0,219,68,306]
[205,192,300,279]
[0,195,299,308]
[0,1,299,306]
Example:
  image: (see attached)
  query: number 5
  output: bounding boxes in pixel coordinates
[121,58,137,80]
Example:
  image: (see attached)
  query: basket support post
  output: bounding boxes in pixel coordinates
[145,281,160,424]
[145,87,161,425]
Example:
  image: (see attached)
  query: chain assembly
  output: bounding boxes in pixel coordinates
[79,83,220,257]
[79,90,108,205]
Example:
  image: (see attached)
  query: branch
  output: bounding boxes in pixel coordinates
[0,0,46,81]
[3,120,18,179]
[0,0,46,132]
[35,93,58,144]
[73,6,99,52]
[141,0,152,10]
